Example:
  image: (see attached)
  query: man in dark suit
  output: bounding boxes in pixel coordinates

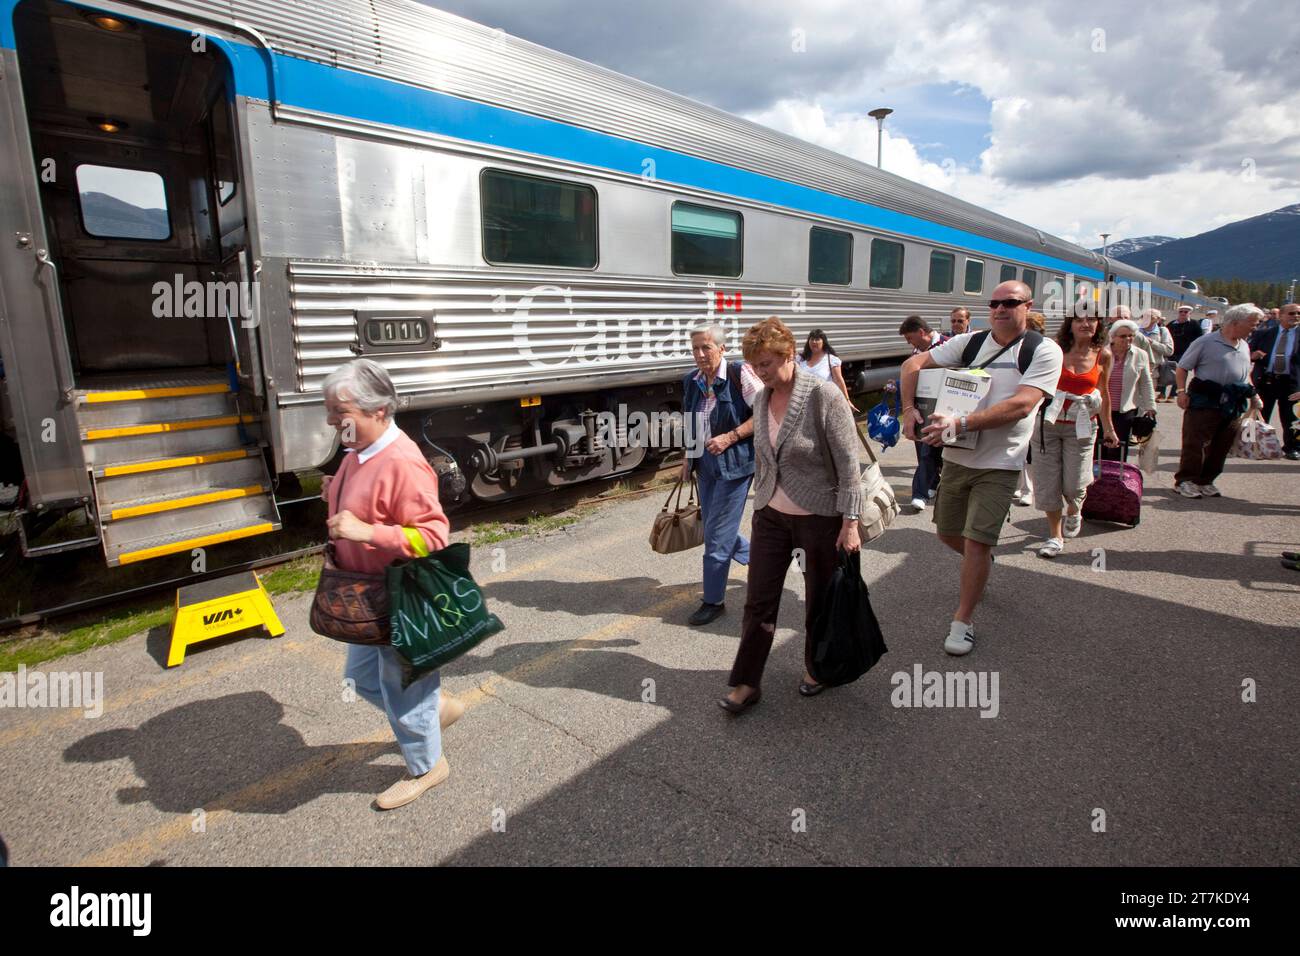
[1249,303,1300,458]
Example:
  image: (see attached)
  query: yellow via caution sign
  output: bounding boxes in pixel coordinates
[168,570,284,667]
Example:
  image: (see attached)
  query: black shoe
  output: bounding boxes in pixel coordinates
[1286,450,1300,460]
[718,688,761,714]
[1283,559,1300,572]
[1282,551,1300,562]
[688,602,725,626]
[798,680,827,697]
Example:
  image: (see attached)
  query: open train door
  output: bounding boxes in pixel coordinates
[0,0,280,563]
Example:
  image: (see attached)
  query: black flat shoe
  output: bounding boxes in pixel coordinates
[688,602,725,626]
[1281,551,1300,562]
[798,680,827,697]
[718,689,761,714]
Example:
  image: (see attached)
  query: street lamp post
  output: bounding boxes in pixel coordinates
[868,108,893,169]
[1100,233,1111,257]
[1153,259,1161,277]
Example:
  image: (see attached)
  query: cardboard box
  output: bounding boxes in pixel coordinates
[916,367,992,449]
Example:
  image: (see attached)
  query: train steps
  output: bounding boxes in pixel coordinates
[74,373,281,567]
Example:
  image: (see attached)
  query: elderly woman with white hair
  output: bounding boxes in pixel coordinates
[1173,303,1265,498]
[1102,319,1157,460]
[680,322,760,626]
[320,358,458,810]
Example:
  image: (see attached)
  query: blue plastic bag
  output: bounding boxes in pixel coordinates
[867,384,901,449]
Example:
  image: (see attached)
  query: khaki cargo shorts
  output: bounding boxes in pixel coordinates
[932,460,1019,546]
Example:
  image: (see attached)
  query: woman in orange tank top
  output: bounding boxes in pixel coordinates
[1029,308,1119,557]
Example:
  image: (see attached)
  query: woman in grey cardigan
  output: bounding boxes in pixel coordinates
[720,317,865,714]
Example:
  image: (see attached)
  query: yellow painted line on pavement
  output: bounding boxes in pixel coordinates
[74,582,699,867]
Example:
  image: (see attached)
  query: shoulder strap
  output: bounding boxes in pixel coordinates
[968,331,1027,371]
[960,331,990,367]
[1017,329,1043,374]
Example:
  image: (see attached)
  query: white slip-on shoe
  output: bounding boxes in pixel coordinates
[1175,481,1202,499]
[1198,483,1222,497]
[376,756,450,810]
[910,497,927,511]
[944,619,975,656]
[1038,537,1065,559]
[1063,514,1082,538]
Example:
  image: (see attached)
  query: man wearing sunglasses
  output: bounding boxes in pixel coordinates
[899,280,1063,656]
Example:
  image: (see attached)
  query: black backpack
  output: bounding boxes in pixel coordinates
[959,329,1044,374]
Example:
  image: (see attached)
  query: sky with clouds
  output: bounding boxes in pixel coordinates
[426,0,1300,249]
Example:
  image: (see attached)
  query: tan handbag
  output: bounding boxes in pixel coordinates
[649,476,704,554]
[853,425,900,542]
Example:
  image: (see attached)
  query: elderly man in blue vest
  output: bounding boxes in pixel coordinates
[681,322,761,626]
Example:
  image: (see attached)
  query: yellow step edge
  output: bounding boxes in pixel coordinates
[117,522,277,565]
[101,449,253,477]
[110,484,269,521]
[83,383,230,403]
[86,414,256,441]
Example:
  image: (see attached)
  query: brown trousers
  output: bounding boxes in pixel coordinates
[1175,408,1241,485]
[728,506,843,689]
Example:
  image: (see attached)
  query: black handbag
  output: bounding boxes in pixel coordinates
[808,550,888,686]
[1129,414,1157,440]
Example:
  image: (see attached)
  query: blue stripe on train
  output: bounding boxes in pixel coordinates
[2,1,1103,279]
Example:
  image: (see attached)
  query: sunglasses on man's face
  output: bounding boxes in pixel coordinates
[988,298,1028,309]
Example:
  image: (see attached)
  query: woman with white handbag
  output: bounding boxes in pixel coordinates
[720,317,890,713]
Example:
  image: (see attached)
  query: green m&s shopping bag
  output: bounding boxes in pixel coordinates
[386,543,504,677]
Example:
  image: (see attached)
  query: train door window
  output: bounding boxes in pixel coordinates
[809,227,852,285]
[1022,269,1038,297]
[869,238,904,289]
[928,251,955,293]
[999,263,1017,283]
[75,165,170,240]
[964,258,985,295]
[481,169,597,268]
[671,202,742,277]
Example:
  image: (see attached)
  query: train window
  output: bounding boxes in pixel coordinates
[808,227,852,285]
[481,169,597,268]
[869,238,904,289]
[999,264,1017,283]
[1022,269,1038,297]
[75,165,170,241]
[928,251,955,293]
[671,202,742,277]
[964,259,984,295]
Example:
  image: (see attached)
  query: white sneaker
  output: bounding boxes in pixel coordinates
[1012,491,1031,506]
[1038,537,1064,558]
[1198,483,1222,497]
[1175,481,1203,498]
[910,497,927,511]
[1063,514,1082,538]
[944,620,975,656]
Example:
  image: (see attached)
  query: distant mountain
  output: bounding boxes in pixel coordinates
[1091,236,1176,258]
[79,191,169,240]
[1108,204,1300,283]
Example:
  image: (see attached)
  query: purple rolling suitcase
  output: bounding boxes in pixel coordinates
[1082,441,1143,527]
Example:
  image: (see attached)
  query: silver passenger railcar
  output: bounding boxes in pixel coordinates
[0,0,1215,565]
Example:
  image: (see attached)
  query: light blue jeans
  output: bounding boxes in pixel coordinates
[344,644,442,776]
[695,451,753,605]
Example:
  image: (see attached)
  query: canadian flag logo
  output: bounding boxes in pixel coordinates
[714,291,743,312]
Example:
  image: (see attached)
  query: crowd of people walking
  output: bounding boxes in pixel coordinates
[315,291,1296,807]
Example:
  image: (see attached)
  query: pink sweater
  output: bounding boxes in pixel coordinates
[327,431,450,575]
